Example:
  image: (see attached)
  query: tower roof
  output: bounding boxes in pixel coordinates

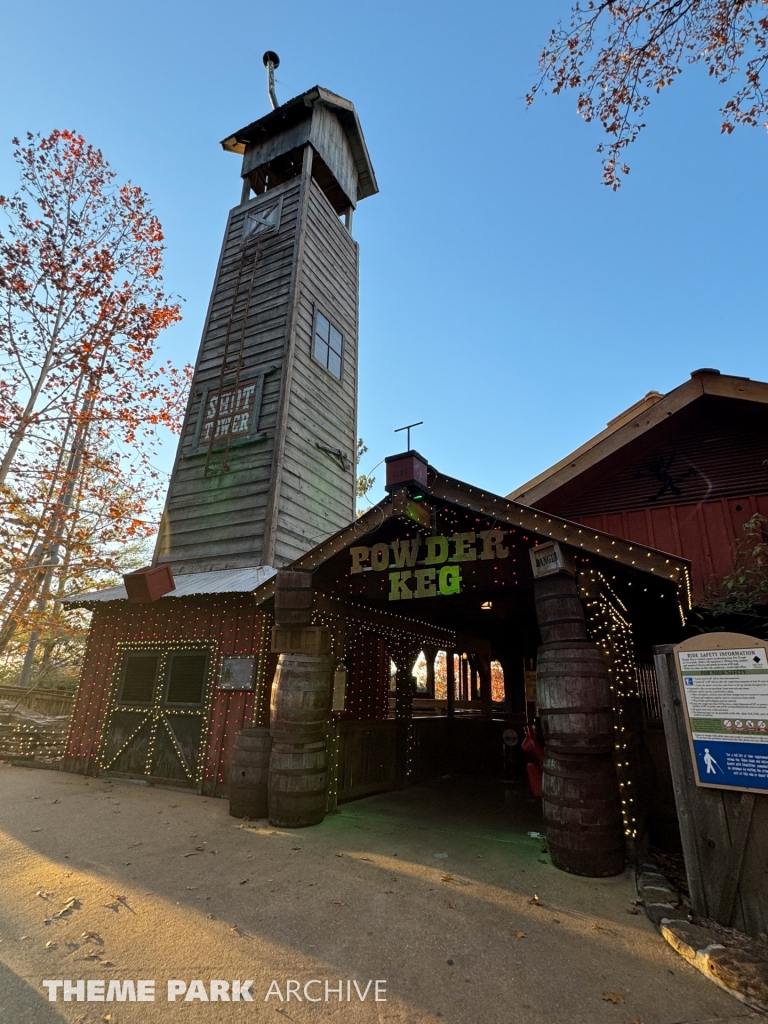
[221,85,378,201]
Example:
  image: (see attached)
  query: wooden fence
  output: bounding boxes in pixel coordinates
[0,685,75,718]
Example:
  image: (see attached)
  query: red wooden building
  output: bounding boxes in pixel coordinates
[509,368,768,608]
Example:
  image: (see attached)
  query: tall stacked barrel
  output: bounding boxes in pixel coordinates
[534,570,625,877]
[267,570,332,828]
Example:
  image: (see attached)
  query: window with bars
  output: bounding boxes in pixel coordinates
[312,309,343,381]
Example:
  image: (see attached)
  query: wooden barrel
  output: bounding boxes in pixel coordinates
[270,653,333,745]
[542,751,625,877]
[274,570,313,627]
[536,641,614,754]
[533,574,587,644]
[229,727,272,819]
[268,740,328,828]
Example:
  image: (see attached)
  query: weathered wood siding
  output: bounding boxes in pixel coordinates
[156,180,302,572]
[156,146,358,573]
[272,176,358,564]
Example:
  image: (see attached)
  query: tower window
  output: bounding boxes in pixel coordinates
[312,309,343,381]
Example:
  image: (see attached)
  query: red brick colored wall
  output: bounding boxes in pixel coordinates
[62,595,277,796]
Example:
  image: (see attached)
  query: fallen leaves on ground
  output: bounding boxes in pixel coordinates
[447,902,455,910]
[331,900,345,905]
[440,874,454,883]
[601,992,624,1004]
[52,898,79,919]
[529,894,540,905]
[631,1018,645,1024]
[239,879,248,885]
[509,929,526,939]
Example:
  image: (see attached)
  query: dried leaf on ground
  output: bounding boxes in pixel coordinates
[239,879,248,885]
[53,898,79,919]
[602,992,624,1004]
[510,930,526,939]
[627,906,641,914]
[331,900,345,905]
[529,894,540,905]
[440,874,454,883]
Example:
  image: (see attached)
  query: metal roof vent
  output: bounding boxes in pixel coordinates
[263,51,280,109]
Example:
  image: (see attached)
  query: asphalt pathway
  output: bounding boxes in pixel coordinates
[0,764,758,1024]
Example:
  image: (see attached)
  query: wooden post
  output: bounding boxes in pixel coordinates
[446,651,455,718]
[326,713,341,814]
[479,656,493,720]
[654,644,710,916]
[395,652,416,786]
[654,639,766,935]
[424,646,437,699]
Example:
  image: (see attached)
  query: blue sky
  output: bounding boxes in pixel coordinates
[2,0,766,506]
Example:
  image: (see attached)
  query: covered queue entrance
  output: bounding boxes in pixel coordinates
[252,451,691,877]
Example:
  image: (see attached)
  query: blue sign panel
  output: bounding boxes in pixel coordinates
[678,646,768,794]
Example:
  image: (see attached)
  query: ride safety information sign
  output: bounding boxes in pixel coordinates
[677,645,768,794]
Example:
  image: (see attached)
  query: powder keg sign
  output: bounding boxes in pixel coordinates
[349,530,508,602]
[218,657,255,691]
[188,366,275,457]
[674,634,768,794]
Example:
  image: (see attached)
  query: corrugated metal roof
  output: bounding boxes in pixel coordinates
[62,566,277,606]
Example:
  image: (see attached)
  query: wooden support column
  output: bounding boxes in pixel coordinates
[479,656,493,720]
[424,645,437,699]
[394,651,417,786]
[501,653,526,715]
[446,652,455,718]
[470,659,480,702]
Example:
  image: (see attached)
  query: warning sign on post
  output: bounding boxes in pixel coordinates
[676,641,768,794]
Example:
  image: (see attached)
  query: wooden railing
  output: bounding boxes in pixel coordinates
[0,685,75,718]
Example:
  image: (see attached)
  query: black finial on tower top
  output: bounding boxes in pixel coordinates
[263,51,280,110]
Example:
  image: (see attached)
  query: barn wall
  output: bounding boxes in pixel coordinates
[62,596,276,797]
[574,493,768,604]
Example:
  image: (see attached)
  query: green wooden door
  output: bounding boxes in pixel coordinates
[100,649,212,788]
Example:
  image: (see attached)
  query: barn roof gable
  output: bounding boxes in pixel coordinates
[509,369,768,508]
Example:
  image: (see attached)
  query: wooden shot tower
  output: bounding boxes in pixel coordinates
[154,54,378,573]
